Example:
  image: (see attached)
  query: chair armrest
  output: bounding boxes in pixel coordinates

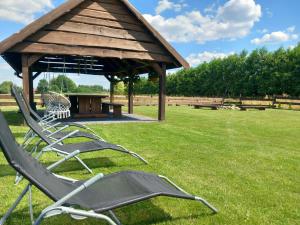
[46,125,70,138]
[42,122,62,132]
[39,130,79,157]
[52,173,104,208]
[47,150,80,171]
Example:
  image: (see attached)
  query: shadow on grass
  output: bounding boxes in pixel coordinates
[2,110,24,126]
[45,157,117,174]
[3,191,214,225]
[6,200,173,225]
[0,156,117,177]
[0,163,15,177]
[115,200,215,225]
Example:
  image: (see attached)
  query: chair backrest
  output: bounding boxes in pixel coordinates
[48,91,71,108]
[19,89,43,122]
[0,112,74,201]
[11,86,53,145]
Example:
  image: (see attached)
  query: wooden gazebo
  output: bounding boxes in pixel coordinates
[0,0,189,121]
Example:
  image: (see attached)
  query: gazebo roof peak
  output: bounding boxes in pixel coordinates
[0,0,189,74]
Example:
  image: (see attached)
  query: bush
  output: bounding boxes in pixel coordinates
[0,81,13,94]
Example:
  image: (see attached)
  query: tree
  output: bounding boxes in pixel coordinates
[134,78,158,95]
[49,75,77,93]
[36,79,49,94]
[76,85,107,93]
[114,82,125,95]
[0,81,13,94]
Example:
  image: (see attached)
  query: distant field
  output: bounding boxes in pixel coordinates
[0,106,299,225]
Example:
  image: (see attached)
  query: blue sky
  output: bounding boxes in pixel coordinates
[0,0,299,88]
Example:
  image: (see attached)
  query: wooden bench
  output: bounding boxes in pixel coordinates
[102,103,124,117]
[193,104,220,110]
[238,105,267,111]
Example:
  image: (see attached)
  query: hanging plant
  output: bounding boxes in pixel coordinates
[148,71,159,83]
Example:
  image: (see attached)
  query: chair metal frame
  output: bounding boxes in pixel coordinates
[1,155,218,225]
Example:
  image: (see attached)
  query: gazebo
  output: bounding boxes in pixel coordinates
[0,0,189,121]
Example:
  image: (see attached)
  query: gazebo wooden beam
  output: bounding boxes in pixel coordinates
[152,63,167,121]
[33,72,42,80]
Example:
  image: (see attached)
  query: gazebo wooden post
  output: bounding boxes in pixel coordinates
[110,75,115,104]
[22,54,42,108]
[128,76,134,114]
[21,54,30,104]
[29,70,34,106]
[153,63,166,121]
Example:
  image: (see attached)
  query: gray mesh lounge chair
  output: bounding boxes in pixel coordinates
[12,86,103,141]
[0,112,218,225]
[12,89,147,174]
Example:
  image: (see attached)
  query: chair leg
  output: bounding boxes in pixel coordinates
[109,210,122,225]
[129,151,149,164]
[159,175,218,213]
[74,156,93,174]
[28,185,35,225]
[34,207,118,225]
[0,185,30,225]
[117,145,148,164]
[195,197,218,213]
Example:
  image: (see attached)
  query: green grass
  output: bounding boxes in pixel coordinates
[0,106,299,225]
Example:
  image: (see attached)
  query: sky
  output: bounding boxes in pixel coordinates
[0,0,299,88]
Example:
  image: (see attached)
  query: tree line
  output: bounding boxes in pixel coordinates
[37,75,108,94]
[1,44,299,98]
[134,44,300,97]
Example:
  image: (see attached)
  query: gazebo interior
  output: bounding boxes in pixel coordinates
[0,0,189,121]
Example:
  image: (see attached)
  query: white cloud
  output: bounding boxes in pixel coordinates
[204,3,217,14]
[287,26,296,33]
[257,28,268,34]
[186,51,235,67]
[216,0,261,23]
[145,0,262,44]
[251,27,298,45]
[155,0,186,14]
[0,0,54,24]
[265,8,273,18]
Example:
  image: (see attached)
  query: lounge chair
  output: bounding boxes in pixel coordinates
[12,86,104,142]
[0,112,218,225]
[12,89,148,174]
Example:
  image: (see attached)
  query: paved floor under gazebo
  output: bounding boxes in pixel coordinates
[61,112,156,124]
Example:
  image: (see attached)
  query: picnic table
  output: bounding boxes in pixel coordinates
[66,93,108,118]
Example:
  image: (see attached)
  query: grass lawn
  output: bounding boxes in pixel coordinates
[0,106,299,225]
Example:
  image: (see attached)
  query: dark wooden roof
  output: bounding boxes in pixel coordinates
[0,0,189,76]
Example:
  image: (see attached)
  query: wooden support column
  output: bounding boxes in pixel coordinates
[22,54,42,107]
[110,76,115,104]
[128,77,134,114]
[29,70,34,107]
[153,63,166,121]
[21,54,30,103]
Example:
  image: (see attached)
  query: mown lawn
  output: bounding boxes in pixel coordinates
[0,106,299,225]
